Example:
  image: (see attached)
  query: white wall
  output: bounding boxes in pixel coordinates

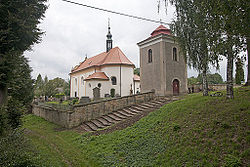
[70,65,134,98]
[101,65,134,97]
[133,81,141,94]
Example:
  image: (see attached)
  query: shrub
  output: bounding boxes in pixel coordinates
[224,154,241,167]
[0,129,41,167]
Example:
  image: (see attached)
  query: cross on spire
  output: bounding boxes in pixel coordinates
[106,18,113,52]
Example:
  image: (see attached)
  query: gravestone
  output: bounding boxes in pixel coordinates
[93,87,100,101]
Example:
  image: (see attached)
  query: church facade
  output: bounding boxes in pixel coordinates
[70,25,140,99]
[137,25,187,96]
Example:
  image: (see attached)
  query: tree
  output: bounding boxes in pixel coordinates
[34,74,44,97]
[197,73,224,84]
[168,0,219,96]
[134,68,140,76]
[235,58,245,84]
[0,0,48,106]
[201,0,246,98]
[187,76,199,85]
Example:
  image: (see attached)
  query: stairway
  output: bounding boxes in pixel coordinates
[78,97,178,132]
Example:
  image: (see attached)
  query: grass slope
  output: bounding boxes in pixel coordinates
[23,86,250,166]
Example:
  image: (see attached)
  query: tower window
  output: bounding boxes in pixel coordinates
[111,76,117,85]
[148,49,152,63]
[173,47,177,61]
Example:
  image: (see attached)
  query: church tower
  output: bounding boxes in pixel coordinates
[106,20,113,52]
[137,25,187,96]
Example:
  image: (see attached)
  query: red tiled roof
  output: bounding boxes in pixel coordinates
[133,74,140,81]
[71,47,134,73]
[84,72,109,81]
[150,25,171,37]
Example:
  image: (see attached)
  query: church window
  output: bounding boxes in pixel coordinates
[148,49,152,63]
[89,83,91,87]
[173,47,177,61]
[81,76,84,85]
[98,83,101,88]
[75,78,77,86]
[111,76,117,85]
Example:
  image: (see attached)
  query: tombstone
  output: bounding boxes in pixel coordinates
[93,87,100,101]
[80,96,91,104]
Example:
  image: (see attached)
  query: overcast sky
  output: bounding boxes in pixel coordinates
[24,0,247,81]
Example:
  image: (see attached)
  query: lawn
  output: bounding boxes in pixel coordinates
[23,86,250,166]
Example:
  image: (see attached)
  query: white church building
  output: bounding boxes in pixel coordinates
[70,24,140,99]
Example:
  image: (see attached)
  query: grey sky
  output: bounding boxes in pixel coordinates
[25,0,247,81]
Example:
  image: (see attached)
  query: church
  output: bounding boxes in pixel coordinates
[70,24,140,99]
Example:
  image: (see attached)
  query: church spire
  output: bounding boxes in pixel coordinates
[106,18,113,52]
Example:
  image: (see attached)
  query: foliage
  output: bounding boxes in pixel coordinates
[55,93,65,99]
[8,55,35,107]
[187,76,199,85]
[0,0,48,102]
[235,58,245,84]
[34,76,69,97]
[110,88,115,97]
[23,87,250,166]
[169,0,220,96]
[134,68,140,76]
[197,73,224,84]
[0,129,42,167]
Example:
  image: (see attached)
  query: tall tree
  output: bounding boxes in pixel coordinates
[169,0,219,96]
[0,0,48,106]
[235,58,245,84]
[201,0,246,98]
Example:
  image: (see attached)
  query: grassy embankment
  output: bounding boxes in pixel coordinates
[23,86,250,166]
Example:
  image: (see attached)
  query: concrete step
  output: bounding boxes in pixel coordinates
[80,123,93,132]
[137,104,151,109]
[126,108,141,114]
[139,103,154,108]
[91,120,106,128]
[122,109,137,115]
[142,103,157,108]
[102,115,118,123]
[107,114,123,121]
[85,122,98,131]
[112,112,127,119]
[97,117,112,126]
[153,101,165,105]
[131,106,145,111]
[117,110,133,117]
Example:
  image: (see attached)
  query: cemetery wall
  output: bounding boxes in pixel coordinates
[32,91,155,128]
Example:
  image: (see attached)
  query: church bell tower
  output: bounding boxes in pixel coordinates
[106,19,113,52]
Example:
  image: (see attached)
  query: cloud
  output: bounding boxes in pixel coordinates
[24,0,247,82]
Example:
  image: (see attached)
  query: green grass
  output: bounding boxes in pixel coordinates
[23,86,250,166]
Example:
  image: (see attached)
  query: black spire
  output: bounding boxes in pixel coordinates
[106,19,113,52]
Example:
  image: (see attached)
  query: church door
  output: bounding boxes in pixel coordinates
[173,79,179,96]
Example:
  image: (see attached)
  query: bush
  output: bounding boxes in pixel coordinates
[6,97,25,129]
[0,129,41,167]
[224,154,241,167]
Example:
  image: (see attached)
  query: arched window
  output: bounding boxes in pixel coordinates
[111,76,117,85]
[173,47,177,61]
[81,76,84,85]
[148,49,152,63]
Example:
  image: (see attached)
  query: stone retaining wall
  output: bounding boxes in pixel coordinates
[32,91,155,128]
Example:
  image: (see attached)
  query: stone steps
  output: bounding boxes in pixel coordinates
[79,98,178,132]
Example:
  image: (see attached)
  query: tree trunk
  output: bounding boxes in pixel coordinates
[0,86,8,106]
[202,69,208,96]
[246,37,250,86]
[226,52,234,99]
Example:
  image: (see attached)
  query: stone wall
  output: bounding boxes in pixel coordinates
[188,84,242,93]
[32,91,155,128]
